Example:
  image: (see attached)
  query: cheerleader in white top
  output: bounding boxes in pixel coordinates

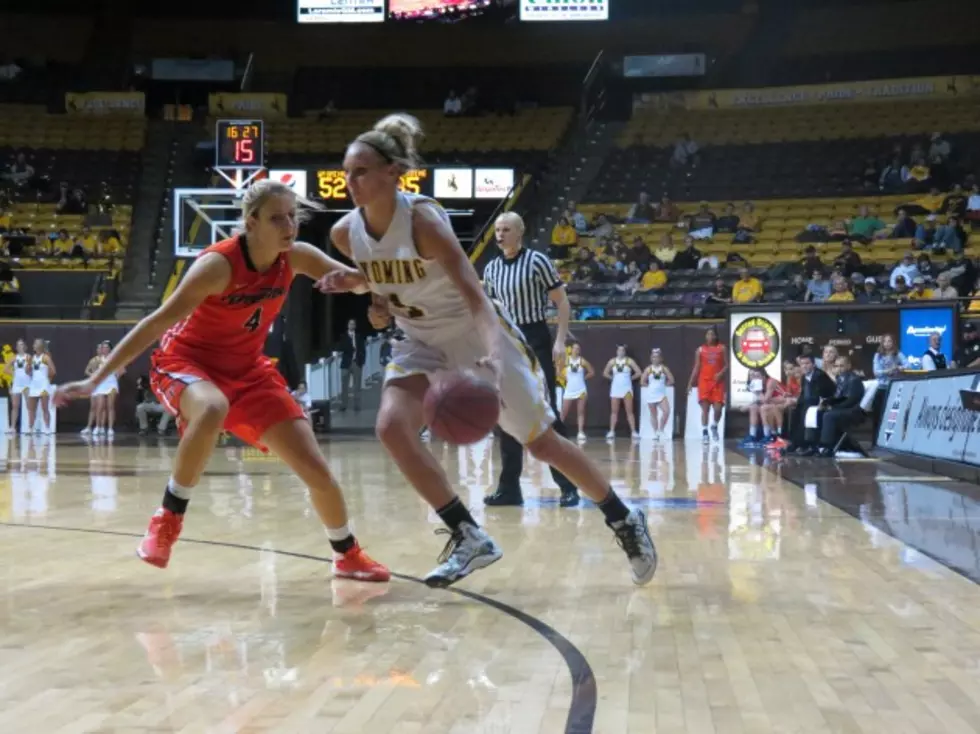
[26,338,56,434]
[560,342,594,441]
[640,348,675,439]
[81,343,107,438]
[92,341,123,441]
[603,345,642,440]
[5,339,31,434]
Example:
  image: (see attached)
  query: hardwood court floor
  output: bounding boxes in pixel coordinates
[1,434,979,734]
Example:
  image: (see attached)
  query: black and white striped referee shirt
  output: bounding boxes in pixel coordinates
[483,247,562,326]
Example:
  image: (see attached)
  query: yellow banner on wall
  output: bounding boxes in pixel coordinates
[209,93,288,118]
[636,75,980,112]
[65,92,145,116]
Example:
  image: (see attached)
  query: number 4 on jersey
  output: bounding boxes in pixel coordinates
[243,307,263,332]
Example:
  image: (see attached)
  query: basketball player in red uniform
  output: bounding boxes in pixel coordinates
[686,326,727,442]
[55,180,389,582]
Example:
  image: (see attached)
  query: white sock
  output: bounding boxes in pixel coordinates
[325,524,352,542]
[749,425,758,438]
[167,477,193,500]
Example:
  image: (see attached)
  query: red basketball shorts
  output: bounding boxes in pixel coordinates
[698,378,726,405]
[150,350,304,449]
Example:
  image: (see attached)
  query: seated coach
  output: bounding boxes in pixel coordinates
[810,355,865,457]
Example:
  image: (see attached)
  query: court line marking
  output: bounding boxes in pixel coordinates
[0,521,597,734]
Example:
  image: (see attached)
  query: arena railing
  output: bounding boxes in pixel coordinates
[305,334,384,404]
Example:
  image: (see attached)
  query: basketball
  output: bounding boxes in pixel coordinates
[422,372,501,445]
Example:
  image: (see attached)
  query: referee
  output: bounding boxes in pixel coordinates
[482,212,579,508]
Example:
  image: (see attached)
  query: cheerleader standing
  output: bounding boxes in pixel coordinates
[6,339,31,434]
[91,341,122,439]
[640,348,675,439]
[26,338,56,434]
[80,344,105,437]
[560,342,594,441]
[603,345,642,440]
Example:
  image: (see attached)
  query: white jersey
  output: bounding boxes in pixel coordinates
[645,365,668,404]
[29,355,51,397]
[11,355,30,393]
[610,358,634,399]
[563,358,588,400]
[348,192,470,346]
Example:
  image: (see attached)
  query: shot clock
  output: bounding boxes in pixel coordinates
[215,119,265,169]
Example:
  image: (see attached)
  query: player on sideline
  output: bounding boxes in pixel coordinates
[687,326,727,443]
[54,180,390,583]
[319,113,657,588]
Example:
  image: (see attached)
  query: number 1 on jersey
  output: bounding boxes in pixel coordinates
[244,307,263,332]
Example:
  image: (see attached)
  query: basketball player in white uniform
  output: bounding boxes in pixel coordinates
[6,339,31,434]
[559,342,592,441]
[640,348,674,440]
[27,338,55,434]
[320,113,656,588]
[602,346,641,440]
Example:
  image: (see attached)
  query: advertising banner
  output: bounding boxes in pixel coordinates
[265,169,309,197]
[877,373,980,464]
[209,93,288,118]
[475,168,515,199]
[520,0,608,21]
[729,312,782,408]
[65,92,145,116]
[899,306,956,369]
[434,168,473,199]
[634,75,980,112]
[297,0,384,23]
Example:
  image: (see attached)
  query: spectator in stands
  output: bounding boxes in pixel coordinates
[627,236,651,270]
[786,274,807,302]
[573,249,601,282]
[99,230,123,257]
[801,246,822,275]
[590,214,613,239]
[916,253,936,282]
[934,216,967,254]
[941,184,968,219]
[688,202,716,237]
[890,253,919,289]
[889,209,917,239]
[703,278,731,317]
[827,276,855,302]
[549,216,578,260]
[943,251,976,296]
[56,184,88,216]
[914,215,938,250]
[671,237,701,271]
[626,192,656,224]
[5,153,33,188]
[76,226,98,255]
[565,202,588,234]
[848,272,865,296]
[953,322,980,368]
[932,272,958,300]
[639,261,667,292]
[715,204,740,234]
[656,195,680,223]
[879,157,904,192]
[967,184,980,229]
[670,133,699,168]
[890,276,910,302]
[805,269,831,303]
[929,132,952,164]
[832,239,862,278]
[731,267,762,304]
[909,276,933,300]
[653,233,677,267]
[443,91,462,117]
[51,229,73,257]
[848,205,886,243]
[857,277,883,304]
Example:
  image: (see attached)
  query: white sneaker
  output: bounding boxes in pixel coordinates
[608,509,658,586]
[605,430,615,439]
[631,432,640,441]
[424,523,503,588]
[577,432,586,442]
[107,429,115,441]
[80,427,92,436]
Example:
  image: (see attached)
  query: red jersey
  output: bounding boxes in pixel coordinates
[698,344,725,382]
[159,235,292,372]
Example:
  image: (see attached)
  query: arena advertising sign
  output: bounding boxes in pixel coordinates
[520,0,609,21]
[877,373,980,465]
[899,306,955,369]
[264,169,309,197]
[65,92,145,116]
[729,312,782,408]
[297,0,385,23]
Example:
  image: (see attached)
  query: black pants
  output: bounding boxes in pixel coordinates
[789,401,819,447]
[820,407,862,447]
[497,321,576,494]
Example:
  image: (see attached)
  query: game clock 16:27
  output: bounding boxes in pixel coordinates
[315,168,430,201]
[215,120,264,168]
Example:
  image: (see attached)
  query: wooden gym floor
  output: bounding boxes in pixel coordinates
[0,434,979,734]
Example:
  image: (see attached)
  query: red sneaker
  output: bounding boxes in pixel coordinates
[138,508,183,569]
[333,542,390,583]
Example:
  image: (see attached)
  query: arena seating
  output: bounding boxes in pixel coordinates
[0,104,142,273]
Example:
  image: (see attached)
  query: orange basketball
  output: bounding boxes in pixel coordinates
[422,372,501,445]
